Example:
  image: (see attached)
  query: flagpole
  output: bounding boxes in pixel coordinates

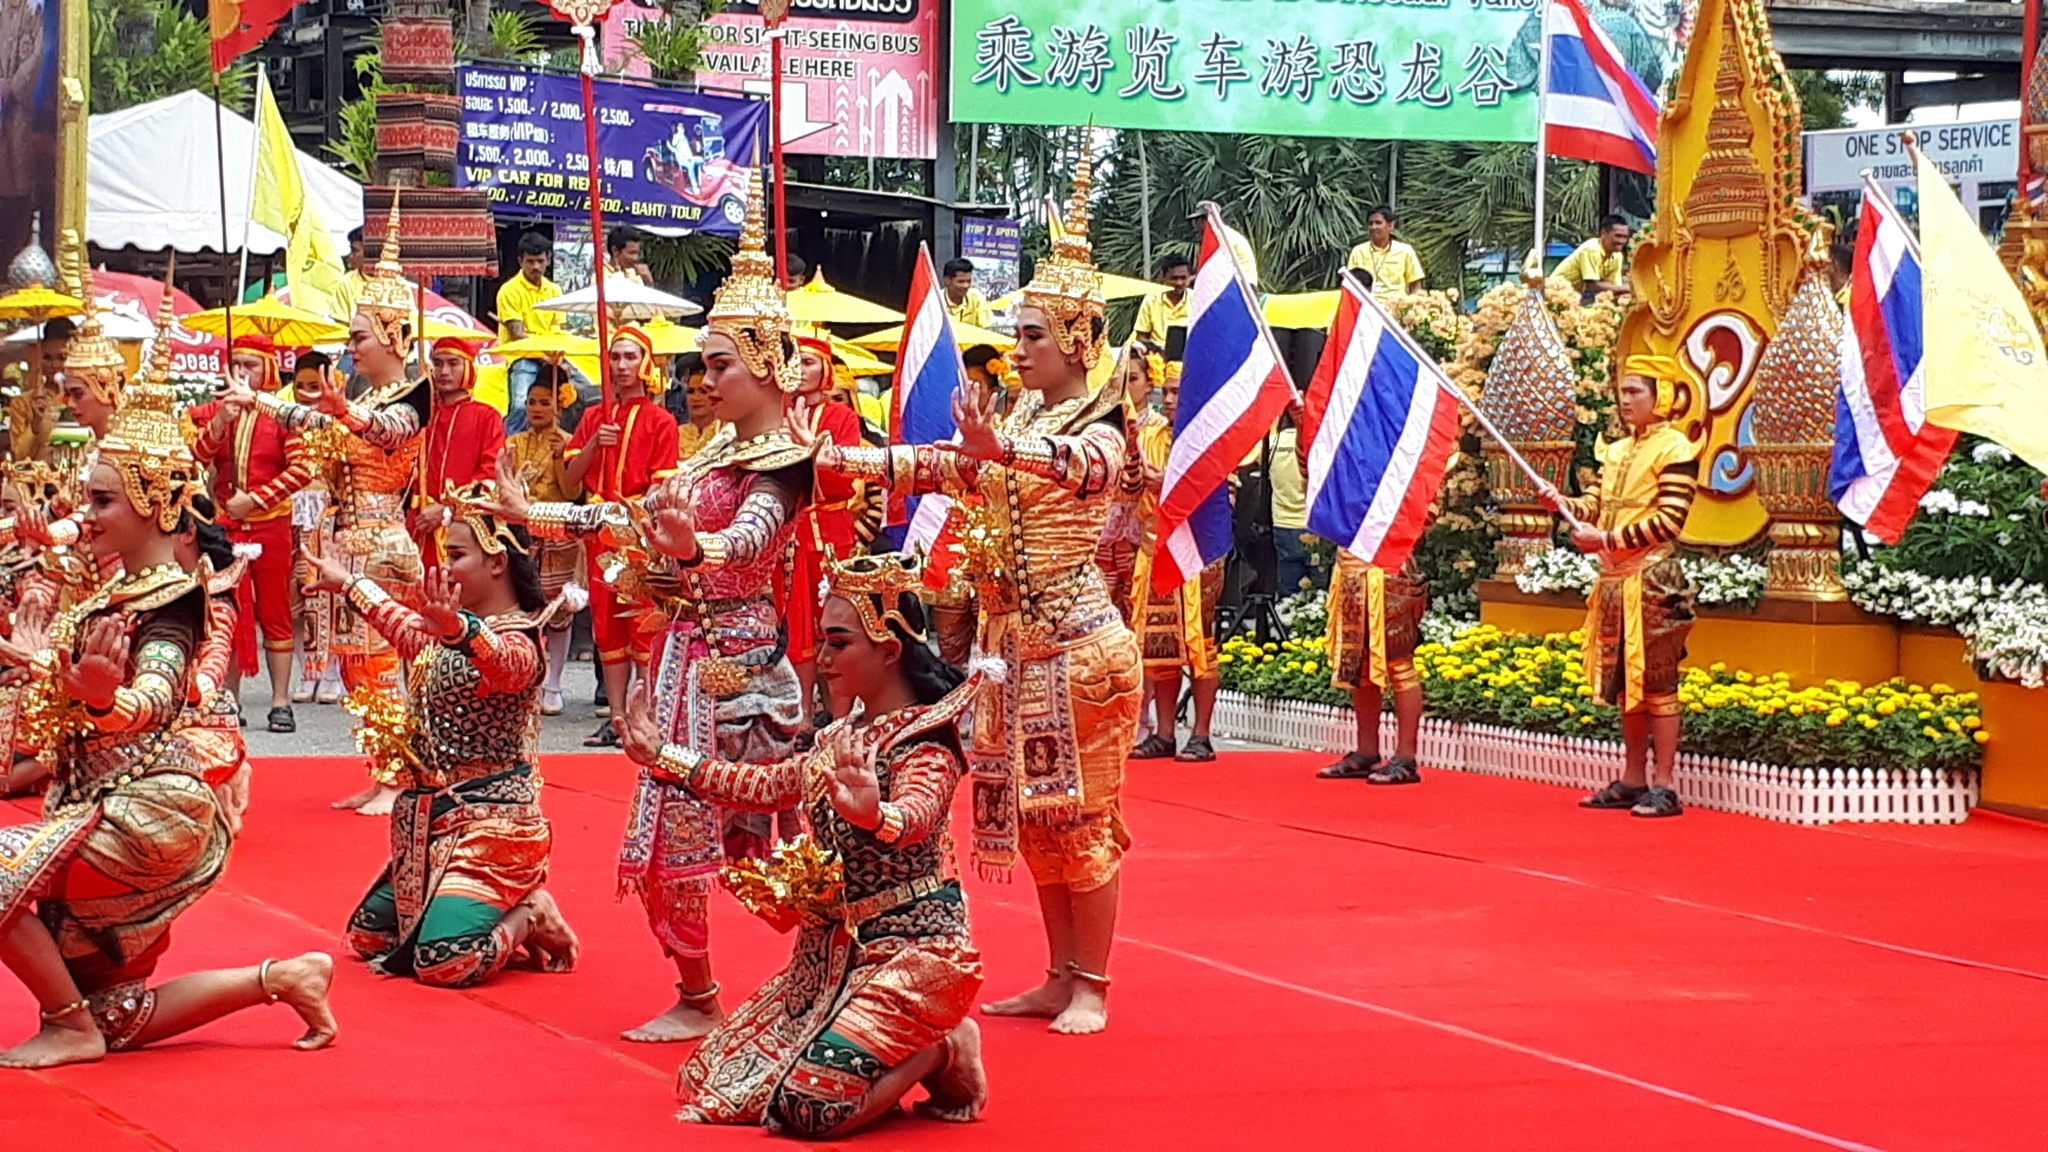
[211,71,238,356]
[237,66,267,305]
[1531,0,1553,277]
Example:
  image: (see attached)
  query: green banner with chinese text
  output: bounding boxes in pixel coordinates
[950,0,1541,142]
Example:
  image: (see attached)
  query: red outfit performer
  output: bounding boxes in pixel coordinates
[415,337,506,564]
[564,326,680,745]
[185,332,313,733]
[786,332,869,722]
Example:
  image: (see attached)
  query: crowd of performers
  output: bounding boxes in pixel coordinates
[0,161,1703,1134]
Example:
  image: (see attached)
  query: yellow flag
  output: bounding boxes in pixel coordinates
[251,72,348,322]
[1917,150,2048,473]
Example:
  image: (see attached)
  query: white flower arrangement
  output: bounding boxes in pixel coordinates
[1513,547,1766,606]
[1841,563,2048,686]
[1967,592,2048,688]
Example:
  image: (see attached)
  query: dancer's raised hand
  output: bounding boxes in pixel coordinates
[300,545,353,595]
[64,615,133,711]
[478,450,531,524]
[418,567,466,640]
[825,725,882,830]
[617,678,664,768]
[950,378,1004,461]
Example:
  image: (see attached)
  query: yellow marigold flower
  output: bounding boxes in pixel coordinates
[1930,682,1954,696]
[1922,726,1941,739]
[1877,701,1898,716]
[1218,654,1233,665]
[1709,661,1727,672]
[1975,730,1991,744]
[1303,662,1319,675]
[1963,715,1982,729]
[1860,716,1880,729]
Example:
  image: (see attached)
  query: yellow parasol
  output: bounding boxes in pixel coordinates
[1263,290,1341,329]
[853,320,1014,352]
[186,295,349,346]
[0,287,85,322]
[495,331,600,359]
[639,317,700,356]
[786,269,905,325]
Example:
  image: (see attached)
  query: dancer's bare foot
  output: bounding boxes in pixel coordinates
[354,785,400,818]
[913,1019,987,1123]
[267,952,339,1050]
[980,972,1069,1019]
[622,993,724,1043]
[0,1013,106,1069]
[1049,979,1108,1035]
[521,891,580,973]
[332,782,386,811]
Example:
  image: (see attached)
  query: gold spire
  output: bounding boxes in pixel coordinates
[1681,9,1770,239]
[1021,137,1107,368]
[63,286,127,408]
[146,255,179,387]
[99,273,202,532]
[358,190,414,353]
[706,167,800,392]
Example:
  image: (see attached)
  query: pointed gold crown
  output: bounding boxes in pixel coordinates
[358,191,414,353]
[707,168,800,392]
[823,548,928,643]
[1021,138,1107,368]
[63,284,127,407]
[99,263,200,531]
[145,255,179,387]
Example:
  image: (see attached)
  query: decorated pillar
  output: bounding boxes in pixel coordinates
[367,2,497,281]
[1621,0,1819,554]
[1480,274,1582,578]
[1749,229,1847,600]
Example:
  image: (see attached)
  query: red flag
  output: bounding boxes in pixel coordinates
[211,0,300,72]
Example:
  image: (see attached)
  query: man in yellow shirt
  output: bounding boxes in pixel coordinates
[606,226,647,283]
[498,232,572,434]
[1133,254,1193,348]
[332,228,369,323]
[1553,214,1633,302]
[942,257,991,328]
[1828,238,1852,309]
[1345,206,1425,297]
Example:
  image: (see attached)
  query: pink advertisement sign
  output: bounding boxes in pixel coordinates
[603,0,938,160]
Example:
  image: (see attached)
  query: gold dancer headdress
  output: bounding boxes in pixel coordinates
[706,168,800,393]
[97,261,202,531]
[358,191,416,356]
[1021,140,1107,368]
[824,549,929,644]
[63,293,127,409]
[439,479,528,556]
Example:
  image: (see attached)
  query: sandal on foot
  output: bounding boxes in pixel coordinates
[584,720,619,748]
[1317,752,1384,779]
[1630,786,1685,818]
[1131,734,1177,759]
[267,706,296,734]
[1175,735,1216,762]
[1580,780,1648,809]
[1366,756,1421,785]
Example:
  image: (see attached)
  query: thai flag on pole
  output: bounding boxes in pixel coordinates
[1301,274,1464,569]
[1542,0,1661,175]
[1831,175,1959,544]
[1152,207,1297,594]
[890,244,967,584]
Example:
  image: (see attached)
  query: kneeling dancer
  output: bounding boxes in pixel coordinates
[619,550,986,1137]
[0,368,335,1067]
[305,482,579,985]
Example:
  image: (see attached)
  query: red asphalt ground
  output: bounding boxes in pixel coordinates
[2,750,2046,1151]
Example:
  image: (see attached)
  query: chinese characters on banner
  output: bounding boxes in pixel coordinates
[455,66,768,234]
[950,0,1539,143]
[604,0,939,159]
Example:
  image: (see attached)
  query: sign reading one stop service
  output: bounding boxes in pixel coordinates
[1804,119,2016,199]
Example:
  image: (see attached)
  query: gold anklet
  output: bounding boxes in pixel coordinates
[257,958,281,1002]
[1066,961,1112,988]
[676,982,722,1006]
[39,998,90,1023]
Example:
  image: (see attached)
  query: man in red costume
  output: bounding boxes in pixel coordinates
[414,336,507,562]
[566,326,681,746]
[185,332,314,732]
[787,331,872,724]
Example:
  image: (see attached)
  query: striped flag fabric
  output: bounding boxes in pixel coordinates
[890,243,967,585]
[1830,174,1958,545]
[1301,274,1464,569]
[1542,0,1661,175]
[1152,206,1297,594]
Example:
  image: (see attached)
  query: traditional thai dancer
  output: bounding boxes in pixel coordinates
[1537,353,1701,818]
[228,199,429,818]
[487,170,807,1042]
[616,550,987,1137]
[505,366,583,715]
[0,361,336,1069]
[797,154,1142,1035]
[302,481,579,985]
[1130,359,1223,763]
[1095,346,1160,628]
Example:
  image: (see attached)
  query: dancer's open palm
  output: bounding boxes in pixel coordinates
[301,546,353,594]
[825,725,882,829]
[64,616,132,710]
[478,450,531,524]
[951,378,1003,461]
[618,679,664,768]
[418,568,466,640]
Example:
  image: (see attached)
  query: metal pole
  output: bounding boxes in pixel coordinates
[1532,0,1553,275]
[238,65,267,304]
[212,72,238,356]
[1137,130,1153,275]
[770,26,790,283]
[576,27,612,407]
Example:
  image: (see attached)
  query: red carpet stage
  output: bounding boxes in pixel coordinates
[4,751,2046,1150]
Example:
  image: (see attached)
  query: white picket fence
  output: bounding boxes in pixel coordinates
[1210,691,1980,826]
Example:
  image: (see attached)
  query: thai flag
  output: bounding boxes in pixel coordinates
[1542,0,1661,175]
[1152,206,1297,594]
[1301,274,1464,570]
[890,244,966,585]
[1831,175,1959,544]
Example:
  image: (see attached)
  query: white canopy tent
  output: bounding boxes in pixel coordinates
[88,90,363,255]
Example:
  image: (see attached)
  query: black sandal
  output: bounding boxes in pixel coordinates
[1580,780,1648,809]
[1131,734,1177,759]
[1174,735,1216,762]
[1317,752,1384,779]
[1630,786,1685,818]
[266,706,296,734]
[1365,756,1420,785]
[584,719,619,748]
